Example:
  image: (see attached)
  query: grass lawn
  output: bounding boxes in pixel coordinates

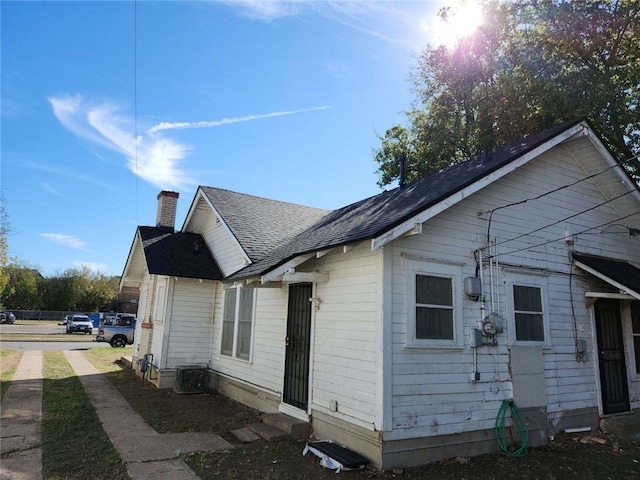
[41,350,129,480]
[0,349,22,400]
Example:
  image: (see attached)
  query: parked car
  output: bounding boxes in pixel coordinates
[0,311,15,324]
[66,314,93,334]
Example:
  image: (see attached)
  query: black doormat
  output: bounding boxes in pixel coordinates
[304,441,369,471]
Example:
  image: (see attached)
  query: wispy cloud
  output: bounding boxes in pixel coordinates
[48,94,194,191]
[213,0,429,47]
[213,0,303,21]
[41,182,66,198]
[73,261,109,273]
[27,161,117,191]
[49,94,331,191]
[147,105,332,135]
[40,233,87,250]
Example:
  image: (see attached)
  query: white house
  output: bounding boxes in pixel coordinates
[120,119,640,469]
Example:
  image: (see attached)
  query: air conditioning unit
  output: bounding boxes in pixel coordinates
[174,366,206,394]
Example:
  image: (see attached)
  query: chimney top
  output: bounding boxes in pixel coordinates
[156,191,179,229]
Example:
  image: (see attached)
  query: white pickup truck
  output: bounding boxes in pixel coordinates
[96,314,136,347]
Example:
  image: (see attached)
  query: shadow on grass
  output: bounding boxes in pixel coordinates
[42,351,129,480]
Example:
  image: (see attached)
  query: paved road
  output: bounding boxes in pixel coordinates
[1,341,111,351]
[0,323,111,350]
[0,324,89,335]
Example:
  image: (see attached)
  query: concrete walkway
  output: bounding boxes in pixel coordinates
[0,351,43,480]
[1,351,234,480]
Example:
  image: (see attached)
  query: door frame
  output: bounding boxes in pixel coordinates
[594,298,630,415]
[279,282,315,420]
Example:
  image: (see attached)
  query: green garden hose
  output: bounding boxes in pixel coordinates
[495,399,528,457]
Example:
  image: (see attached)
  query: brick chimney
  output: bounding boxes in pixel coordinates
[156,191,179,229]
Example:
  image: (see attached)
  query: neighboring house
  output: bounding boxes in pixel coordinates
[120,119,640,469]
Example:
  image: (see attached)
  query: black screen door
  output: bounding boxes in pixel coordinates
[283,283,312,410]
[595,299,630,415]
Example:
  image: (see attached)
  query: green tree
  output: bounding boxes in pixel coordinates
[2,264,42,310]
[0,199,10,307]
[374,0,640,187]
[39,267,120,312]
[75,267,120,312]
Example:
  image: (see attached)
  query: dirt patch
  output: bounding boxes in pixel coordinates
[107,367,640,479]
[106,366,262,433]
[181,432,640,480]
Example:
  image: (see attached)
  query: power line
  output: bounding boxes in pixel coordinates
[134,0,139,225]
[495,211,640,258]
[485,151,640,245]
[486,189,636,253]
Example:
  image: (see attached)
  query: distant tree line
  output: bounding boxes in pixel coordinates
[0,264,120,312]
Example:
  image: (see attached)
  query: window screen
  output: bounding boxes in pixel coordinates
[415,274,454,340]
[513,285,544,342]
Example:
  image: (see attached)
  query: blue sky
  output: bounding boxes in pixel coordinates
[2,0,474,277]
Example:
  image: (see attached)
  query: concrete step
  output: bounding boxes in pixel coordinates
[600,411,640,438]
[262,413,309,440]
[248,422,289,442]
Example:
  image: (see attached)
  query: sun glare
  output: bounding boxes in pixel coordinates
[425,1,484,48]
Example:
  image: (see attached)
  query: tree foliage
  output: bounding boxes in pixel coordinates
[0,200,11,307]
[374,0,640,187]
[2,265,120,312]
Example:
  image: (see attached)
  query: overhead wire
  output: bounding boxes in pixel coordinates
[486,189,636,254]
[485,152,640,247]
[134,0,139,224]
[494,211,640,258]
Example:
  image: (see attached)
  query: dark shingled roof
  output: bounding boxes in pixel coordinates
[200,186,330,261]
[573,253,640,298]
[228,119,586,280]
[139,226,223,280]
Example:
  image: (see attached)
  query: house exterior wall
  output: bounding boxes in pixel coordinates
[207,242,385,434]
[305,243,382,426]
[150,276,169,369]
[165,278,216,368]
[199,200,248,276]
[304,242,385,465]
[210,282,288,397]
[383,139,640,467]
[132,277,153,364]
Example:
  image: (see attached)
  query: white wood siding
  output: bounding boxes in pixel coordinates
[150,276,168,367]
[208,242,383,426]
[210,283,288,394]
[308,243,382,429]
[165,278,216,368]
[388,137,640,440]
[187,196,248,276]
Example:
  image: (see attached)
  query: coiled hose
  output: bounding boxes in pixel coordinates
[495,399,528,457]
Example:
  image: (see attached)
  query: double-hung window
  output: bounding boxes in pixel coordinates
[405,259,462,348]
[513,285,545,342]
[507,273,549,345]
[416,274,454,340]
[221,287,255,360]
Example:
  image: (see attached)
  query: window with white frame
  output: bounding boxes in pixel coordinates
[513,285,545,342]
[631,301,640,374]
[221,286,255,360]
[405,259,462,347]
[506,272,550,345]
[416,274,454,340]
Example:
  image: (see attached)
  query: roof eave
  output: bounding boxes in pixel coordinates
[371,120,591,250]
